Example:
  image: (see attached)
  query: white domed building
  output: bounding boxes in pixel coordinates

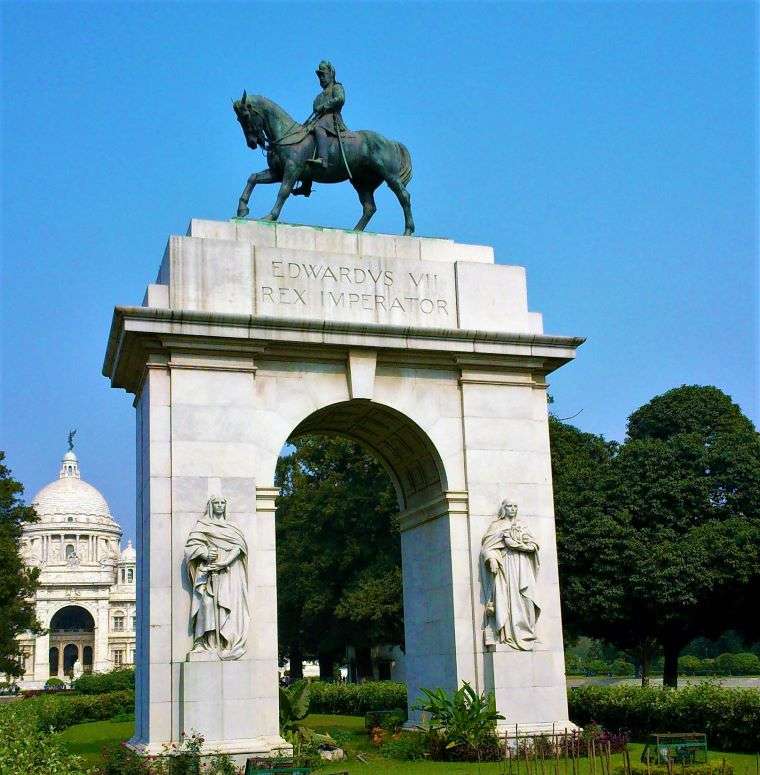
[16,445,136,686]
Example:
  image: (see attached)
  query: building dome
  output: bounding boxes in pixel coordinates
[120,540,136,563]
[31,449,118,528]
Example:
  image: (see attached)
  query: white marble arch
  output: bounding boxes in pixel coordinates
[268,396,466,716]
[104,220,583,762]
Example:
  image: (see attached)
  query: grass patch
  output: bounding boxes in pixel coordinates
[57,718,134,767]
[54,715,760,774]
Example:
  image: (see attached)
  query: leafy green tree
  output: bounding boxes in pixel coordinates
[0,452,42,677]
[275,436,401,679]
[551,386,760,688]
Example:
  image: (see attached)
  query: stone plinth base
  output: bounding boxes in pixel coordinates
[126,736,291,767]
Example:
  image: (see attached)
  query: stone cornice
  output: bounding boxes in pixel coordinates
[103,305,584,394]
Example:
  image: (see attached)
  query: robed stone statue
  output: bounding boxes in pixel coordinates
[480,499,541,650]
[185,495,249,660]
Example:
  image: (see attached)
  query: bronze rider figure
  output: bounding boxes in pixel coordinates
[305,60,347,167]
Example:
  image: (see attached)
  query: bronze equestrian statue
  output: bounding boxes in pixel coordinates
[233,61,414,235]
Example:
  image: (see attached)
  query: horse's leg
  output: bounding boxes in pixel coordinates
[385,176,415,236]
[261,165,299,222]
[352,181,379,232]
[237,168,279,218]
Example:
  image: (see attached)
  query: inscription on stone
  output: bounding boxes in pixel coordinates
[254,248,456,325]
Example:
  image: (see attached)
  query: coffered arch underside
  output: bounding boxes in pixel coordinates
[288,400,447,511]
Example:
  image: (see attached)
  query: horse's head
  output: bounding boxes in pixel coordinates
[233,90,266,150]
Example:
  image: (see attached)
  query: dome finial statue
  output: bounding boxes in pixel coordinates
[67,428,77,452]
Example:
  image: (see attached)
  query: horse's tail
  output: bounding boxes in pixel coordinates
[397,142,413,186]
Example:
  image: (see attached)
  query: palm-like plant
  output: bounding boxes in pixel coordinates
[279,679,336,765]
[415,682,504,758]
[279,679,310,737]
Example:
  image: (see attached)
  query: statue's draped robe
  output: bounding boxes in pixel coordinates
[185,518,249,660]
[480,519,540,650]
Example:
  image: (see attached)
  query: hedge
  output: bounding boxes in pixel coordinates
[569,684,760,752]
[307,680,407,715]
[72,667,135,694]
[35,689,134,731]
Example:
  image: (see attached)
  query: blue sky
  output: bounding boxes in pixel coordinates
[2,2,756,543]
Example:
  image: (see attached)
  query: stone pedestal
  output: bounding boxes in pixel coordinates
[105,219,583,758]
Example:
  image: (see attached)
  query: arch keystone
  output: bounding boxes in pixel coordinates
[347,349,376,399]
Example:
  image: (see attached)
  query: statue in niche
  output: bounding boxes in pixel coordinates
[185,495,249,660]
[480,499,541,650]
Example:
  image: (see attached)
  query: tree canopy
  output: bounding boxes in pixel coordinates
[0,452,42,678]
[552,385,760,686]
[275,436,402,678]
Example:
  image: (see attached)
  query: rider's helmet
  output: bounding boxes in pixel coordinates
[316,60,335,79]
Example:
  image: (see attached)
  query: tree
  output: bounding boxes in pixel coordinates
[0,452,42,677]
[551,386,760,688]
[275,436,401,679]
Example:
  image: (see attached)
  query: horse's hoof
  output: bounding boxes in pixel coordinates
[404,228,414,236]
[262,214,277,222]
[237,207,250,218]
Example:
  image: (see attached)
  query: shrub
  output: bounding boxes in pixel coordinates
[586,659,612,676]
[0,704,94,775]
[307,680,407,715]
[714,653,760,676]
[379,731,428,760]
[610,658,636,677]
[36,689,134,731]
[569,684,760,752]
[678,656,705,676]
[365,708,407,732]
[73,667,135,694]
[100,743,153,775]
[45,677,65,687]
[101,734,238,775]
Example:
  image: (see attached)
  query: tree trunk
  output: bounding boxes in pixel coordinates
[319,652,335,681]
[662,640,680,688]
[356,646,374,681]
[289,643,304,680]
[640,644,651,687]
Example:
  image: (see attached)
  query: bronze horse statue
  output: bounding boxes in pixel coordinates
[233,92,415,235]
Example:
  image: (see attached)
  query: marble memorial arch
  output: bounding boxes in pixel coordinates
[103,219,583,761]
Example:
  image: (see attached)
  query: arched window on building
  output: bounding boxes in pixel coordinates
[63,643,78,676]
[127,568,134,583]
[83,645,93,674]
[49,647,59,676]
[112,611,125,632]
[120,568,126,583]
[65,544,76,559]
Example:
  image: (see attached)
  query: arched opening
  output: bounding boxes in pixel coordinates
[50,606,95,633]
[49,646,59,676]
[49,605,95,680]
[63,644,78,676]
[288,400,447,510]
[276,400,451,690]
[83,645,93,673]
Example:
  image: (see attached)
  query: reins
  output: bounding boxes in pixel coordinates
[243,102,305,151]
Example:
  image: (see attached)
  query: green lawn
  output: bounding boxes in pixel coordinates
[57,714,759,775]
[57,718,134,767]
